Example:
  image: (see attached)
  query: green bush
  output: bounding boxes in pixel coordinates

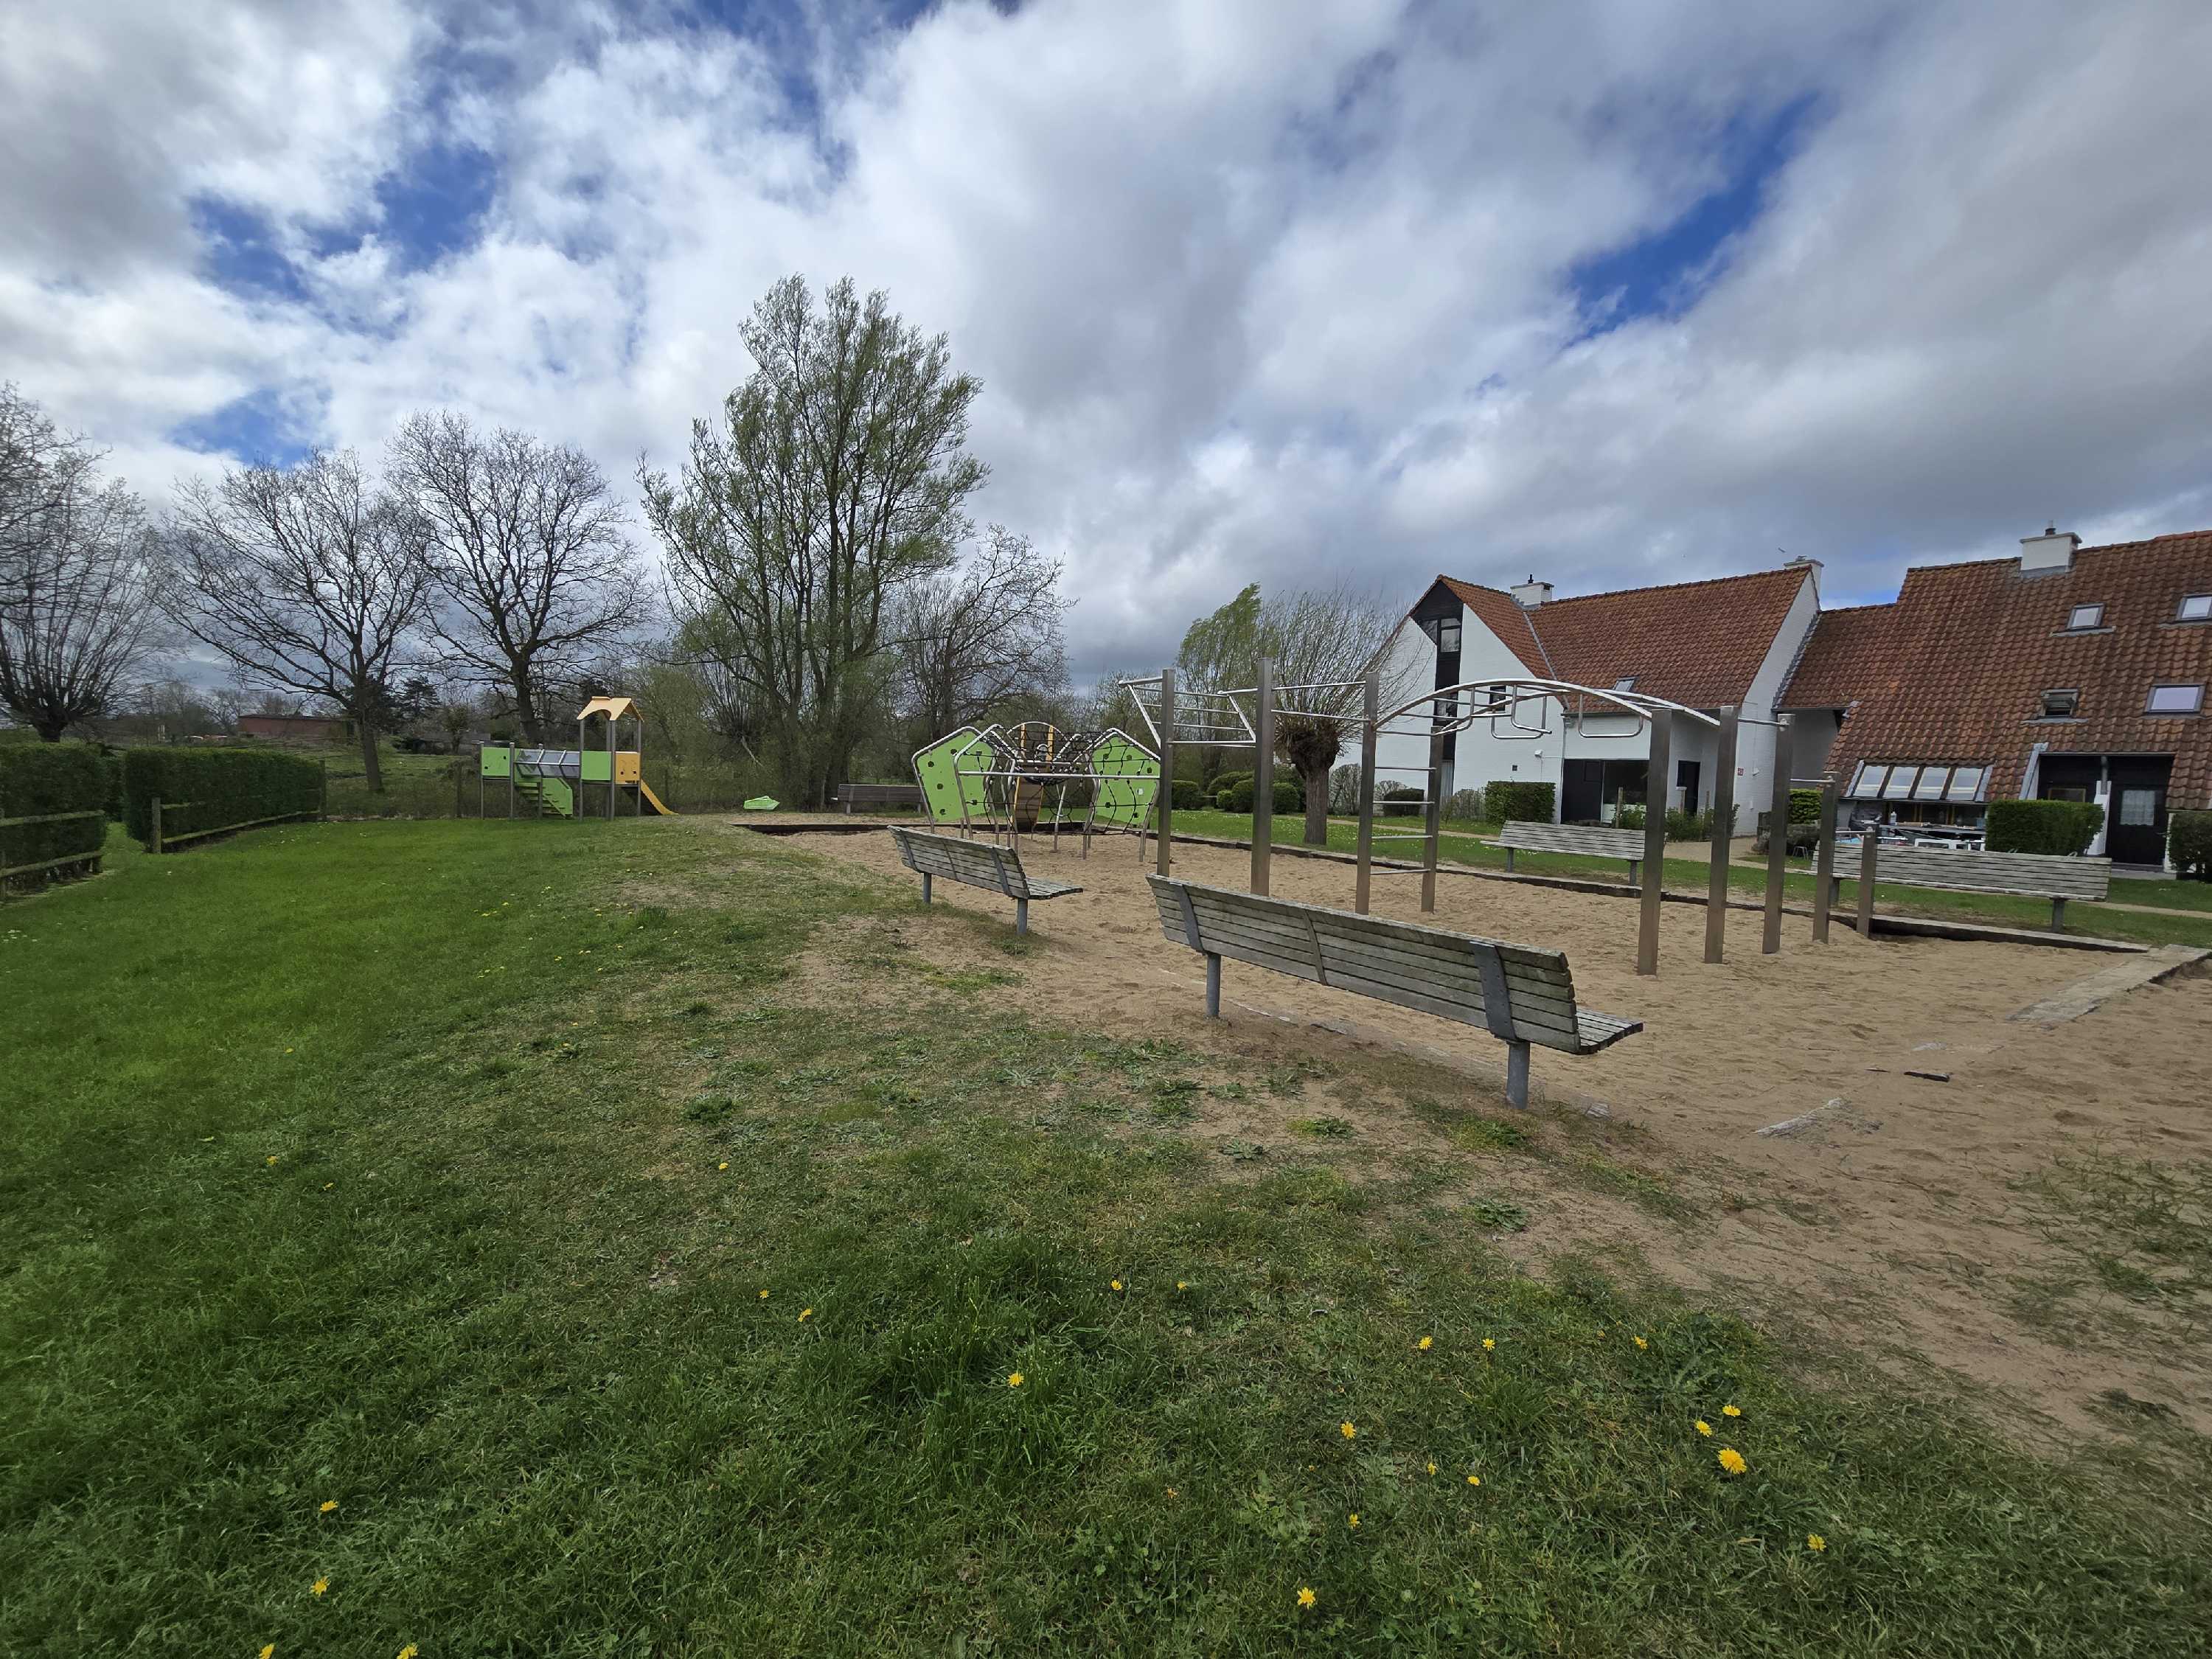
[1485,780,1554,825]
[1984,798,2104,856]
[1615,804,1646,829]
[1788,787,1823,824]
[0,742,109,881]
[1169,779,1205,811]
[1211,771,1251,798]
[1213,777,1299,814]
[120,747,324,848]
[2169,810,2212,880]
[1378,782,1425,819]
[1666,807,1717,841]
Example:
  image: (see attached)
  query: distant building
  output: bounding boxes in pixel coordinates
[238,714,355,742]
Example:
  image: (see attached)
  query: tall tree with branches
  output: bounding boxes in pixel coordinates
[0,386,165,740]
[389,411,648,742]
[891,525,1068,739]
[641,274,987,804]
[161,450,434,792]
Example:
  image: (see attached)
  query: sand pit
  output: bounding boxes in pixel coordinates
[783,824,2212,1437]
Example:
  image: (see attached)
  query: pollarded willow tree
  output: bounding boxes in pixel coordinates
[161,450,434,793]
[641,274,987,806]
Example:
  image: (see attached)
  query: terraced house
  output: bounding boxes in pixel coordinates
[1781,526,2212,869]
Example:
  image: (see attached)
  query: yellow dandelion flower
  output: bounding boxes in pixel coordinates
[311,1578,328,1597]
[399,1648,419,1659]
[1427,1461,1437,1475]
[1722,1404,1742,1418]
[1296,1587,1316,1609]
[1467,1473,1481,1487]
[798,1307,813,1321]
[1340,1421,1357,1440]
[758,1289,768,1299]
[1165,1487,1177,1498]
[1696,1419,1713,1436]
[1717,1447,1747,1476]
[1632,1335,1647,1349]
[1346,1512,1360,1529]
[1176,1281,1188,1290]
[319,1500,338,1513]
[717,1161,729,1171]
[1418,1335,1433,1351]
[1483,1337,1495,1351]
[1007,1372,1024,1388]
[265,1155,279,1166]
[1110,1279,1123,1292]
[1807,1533,1826,1552]
[260,1646,275,1659]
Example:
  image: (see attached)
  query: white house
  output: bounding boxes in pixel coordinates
[1371,559,1826,832]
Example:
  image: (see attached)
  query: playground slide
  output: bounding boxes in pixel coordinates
[636,779,676,815]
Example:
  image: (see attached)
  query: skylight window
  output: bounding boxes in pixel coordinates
[1612,675,1637,692]
[1880,766,1918,799]
[2180,594,2212,622]
[1945,767,1986,802]
[2065,603,2104,630]
[2039,688,2079,718]
[2146,683,2205,714]
[1912,765,1951,800]
[1851,764,1888,799]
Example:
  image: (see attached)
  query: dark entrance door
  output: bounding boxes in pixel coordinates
[1562,759,1601,822]
[1675,759,1702,815]
[2106,757,2172,866]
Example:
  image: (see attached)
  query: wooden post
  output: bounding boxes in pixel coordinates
[1856,833,1879,936]
[319,759,328,821]
[1811,779,1840,942]
[606,714,616,821]
[1761,715,1793,954]
[1637,711,1671,975]
[151,797,163,855]
[1705,704,1738,964]
[1155,669,1175,877]
[507,747,516,818]
[1420,728,1443,913]
[1354,673,1377,914]
[1251,655,1274,895]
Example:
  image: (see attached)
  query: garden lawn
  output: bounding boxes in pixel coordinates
[2,818,2205,1655]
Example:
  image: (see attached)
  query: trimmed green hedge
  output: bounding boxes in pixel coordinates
[0,742,109,879]
[1213,778,1299,814]
[1788,787,1823,824]
[2166,809,2211,880]
[1984,797,2104,856]
[1169,779,1206,812]
[1485,781,1555,825]
[121,748,324,848]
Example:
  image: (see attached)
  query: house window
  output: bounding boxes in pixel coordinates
[1880,765,1919,799]
[2146,683,2205,714]
[1851,763,1888,799]
[2038,688,2079,718]
[2065,603,2104,630]
[2180,594,2212,622]
[1612,675,1637,692]
[1912,765,1950,800]
[1945,766,1986,802]
[1437,617,1462,653]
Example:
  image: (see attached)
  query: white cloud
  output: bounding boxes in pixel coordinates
[4,0,2211,679]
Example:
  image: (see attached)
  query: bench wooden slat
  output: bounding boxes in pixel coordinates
[1499,821,1645,860]
[891,827,1082,930]
[1874,847,2109,900]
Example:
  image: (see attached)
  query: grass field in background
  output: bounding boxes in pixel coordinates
[2,818,2206,1654]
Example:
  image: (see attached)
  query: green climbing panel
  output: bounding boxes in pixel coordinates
[913,726,995,827]
[1089,732,1160,829]
[480,746,511,779]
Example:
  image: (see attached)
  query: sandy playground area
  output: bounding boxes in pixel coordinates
[784,824,2212,1441]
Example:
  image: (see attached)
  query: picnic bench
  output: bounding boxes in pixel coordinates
[891,826,1082,934]
[1841,845,2110,931]
[839,782,924,813]
[1495,820,1648,883]
[1147,877,1641,1107]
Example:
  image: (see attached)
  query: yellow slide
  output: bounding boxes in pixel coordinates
[636,779,676,815]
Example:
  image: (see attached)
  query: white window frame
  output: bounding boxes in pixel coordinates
[2065,602,2104,630]
[2179,594,2212,622]
[2145,682,2205,714]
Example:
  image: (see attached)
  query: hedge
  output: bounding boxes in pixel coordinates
[1789,787,1823,825]
[2164,809,2211,880]
[1169,779,1206,812]
[1485,780,1555,825]
[0,742,110,880]
[121,747,324,848]
[1213,778,1299,814]
[1983,797,2104,857]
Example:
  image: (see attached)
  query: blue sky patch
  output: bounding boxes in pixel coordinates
[189,197,313,305]
[170,389,314,467]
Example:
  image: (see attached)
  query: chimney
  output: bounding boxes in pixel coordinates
[2018,524,2079,575]
[1781,553,1822,599]
[1511,573,1553,609]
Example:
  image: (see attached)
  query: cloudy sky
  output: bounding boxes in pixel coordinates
[5,0,2210,680]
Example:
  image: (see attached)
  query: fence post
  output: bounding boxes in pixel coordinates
[1705,704,1738,964]
[1637,711,1671,975]
[1761,715,1793,954]
[1811,779,1840,943]
[319,759,328,821]
[151,797,163,856]
[1251,655,1274,895]
[1155,668,1175,877]
[1856,833,1879,936]
[1354,673,1378,914]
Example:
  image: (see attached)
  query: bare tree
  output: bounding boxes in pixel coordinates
[0,387,165,740]
[161,450,434,791]
[641,274,986,804]
[892,525,1068,738]
[389,411,648,742]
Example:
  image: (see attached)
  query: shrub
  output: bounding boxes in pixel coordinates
[1485,780,1554,825]
[0,742,109,882]
[1615,804,1646,830]
[1666,807,1717,841]
[2168,810,2212,880]
[1788,787,1823,825]
[1444,787,1487,823]
[1984,798,2104,856]
[1169,779,1205,811]
[1211,771,1251,798]
[120,747,324,848]
[1213,777,1300,814]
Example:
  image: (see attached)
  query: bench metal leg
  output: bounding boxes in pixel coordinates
[1015,897,1029,935]
[1504,1040,1531,1110]
[920,873,932,905]
[1205,952,1221,1018]
[1627,859,1639,887]
[2051,897,2066,932]
[1503,847,1515,874]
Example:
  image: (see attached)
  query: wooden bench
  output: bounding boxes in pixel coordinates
[839,782,924,813]
[1147,877,1641,1107]
[1843,845,2110,932]
[891,827,1082,934]
[1495,819,1648,883]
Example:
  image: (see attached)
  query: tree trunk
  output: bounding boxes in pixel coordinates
[1303,767,1329,845]
[34,716,68,742]
[512,667,540,745]
[357,718,383,794]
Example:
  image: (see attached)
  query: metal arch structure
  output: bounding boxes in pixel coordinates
[910,720,1161,859]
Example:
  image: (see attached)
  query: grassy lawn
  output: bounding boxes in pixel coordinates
[1169,810,2212,948]
[4,819,2208,1654]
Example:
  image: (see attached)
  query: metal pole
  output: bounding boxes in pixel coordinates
[1811,778,1840,942]
[606,715,616,821]
[1355,673,1378,914]
[507,745,515,818]
[1761,714,1793,954]
[1856,832,1879,936]
[1637,711,1671,975]
[1251,655,1274,895]
[1421,728,1442,913]
[1155,668,1175,877]
[1704,705,1738,964]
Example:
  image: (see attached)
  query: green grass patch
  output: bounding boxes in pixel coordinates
[2,819,2207,1653]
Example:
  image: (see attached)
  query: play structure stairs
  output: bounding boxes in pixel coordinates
[515,771,574,817]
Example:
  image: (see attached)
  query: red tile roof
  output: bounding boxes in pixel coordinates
[1441,566,1812,708]
[1779,531,2212,806]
